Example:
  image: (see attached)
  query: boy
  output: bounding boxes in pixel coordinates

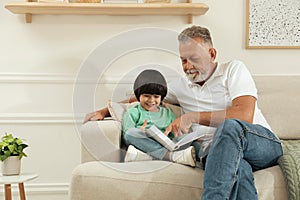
[122,69,196,167]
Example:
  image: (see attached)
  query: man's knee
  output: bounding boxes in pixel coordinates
[219,119,243,132]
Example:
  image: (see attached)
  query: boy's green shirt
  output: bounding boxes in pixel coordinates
[122,104,176,139]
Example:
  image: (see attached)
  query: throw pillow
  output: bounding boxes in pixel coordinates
[107,100,139,122]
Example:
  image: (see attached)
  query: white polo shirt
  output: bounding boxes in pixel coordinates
[165,60,271,153]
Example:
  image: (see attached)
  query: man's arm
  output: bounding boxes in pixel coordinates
[83,97,138,124]
[165,95,256,137]
[83,107,110,124]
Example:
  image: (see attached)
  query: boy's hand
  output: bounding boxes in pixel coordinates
[140,120,148,131]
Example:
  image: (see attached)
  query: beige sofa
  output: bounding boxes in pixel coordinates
[69,76,300,200]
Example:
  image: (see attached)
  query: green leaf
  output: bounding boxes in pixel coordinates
[4,150,11,157]
[8,144,15,152]
[15,138,23,145]
[0,155,6,161]
[0,141,8,147]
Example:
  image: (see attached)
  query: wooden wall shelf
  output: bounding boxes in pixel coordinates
[5,2,209,23]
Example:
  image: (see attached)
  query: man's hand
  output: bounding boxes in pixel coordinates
[164,113,195,137]
[83,108,109,124]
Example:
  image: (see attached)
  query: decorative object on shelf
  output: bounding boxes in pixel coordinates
[38,0,67,2]
[0,133,28,176]
[70,0,101,3]
[103,0,139,4]
[144,0,170,3]
[246,0,300,49]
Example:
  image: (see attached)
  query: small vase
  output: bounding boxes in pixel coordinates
[1,156,21,176]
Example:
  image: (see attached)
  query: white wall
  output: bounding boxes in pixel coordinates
[0,0,299,199]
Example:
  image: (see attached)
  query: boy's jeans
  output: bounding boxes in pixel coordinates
[123,128,168,160]
[201,119,283,200]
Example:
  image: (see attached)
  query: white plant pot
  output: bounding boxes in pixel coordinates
[1,156,21,176]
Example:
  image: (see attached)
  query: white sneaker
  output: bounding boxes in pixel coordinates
[171,146,196,167]
[124,145,153,162]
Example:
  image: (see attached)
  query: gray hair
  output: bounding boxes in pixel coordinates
[178,25,213,46]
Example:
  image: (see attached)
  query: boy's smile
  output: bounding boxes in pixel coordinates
[140,94,161,112]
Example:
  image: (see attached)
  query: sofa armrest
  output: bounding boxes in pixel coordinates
[80,119,123,163]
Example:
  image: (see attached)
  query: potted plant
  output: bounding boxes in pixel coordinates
[0,133,28,175]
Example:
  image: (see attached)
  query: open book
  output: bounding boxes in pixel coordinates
[146,125,205,151]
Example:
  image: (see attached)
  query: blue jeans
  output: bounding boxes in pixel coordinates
[201,119,283,200]
[123,128,168,160]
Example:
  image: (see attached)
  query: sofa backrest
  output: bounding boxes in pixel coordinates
[253,76,300,140]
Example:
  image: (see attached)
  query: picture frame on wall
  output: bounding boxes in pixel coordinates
[246,0,300,49]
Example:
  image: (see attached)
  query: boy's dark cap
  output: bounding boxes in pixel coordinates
[133,69,167,90]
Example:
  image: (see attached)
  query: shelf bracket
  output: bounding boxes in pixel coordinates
[187,0,192,23]
[25,0,33,23]
[25,13,32,23]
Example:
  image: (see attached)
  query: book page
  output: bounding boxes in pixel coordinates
[174,130,204,150]
[146,125,176,151]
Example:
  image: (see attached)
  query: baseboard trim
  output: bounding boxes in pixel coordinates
[0,182,69,195]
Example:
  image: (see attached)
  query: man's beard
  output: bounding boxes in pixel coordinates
[186,69,207,83]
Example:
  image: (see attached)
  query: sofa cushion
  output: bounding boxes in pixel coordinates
[254,76,300,139]
[70,161,288,200]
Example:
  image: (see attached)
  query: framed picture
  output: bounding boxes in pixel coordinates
[246,0,300,49]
